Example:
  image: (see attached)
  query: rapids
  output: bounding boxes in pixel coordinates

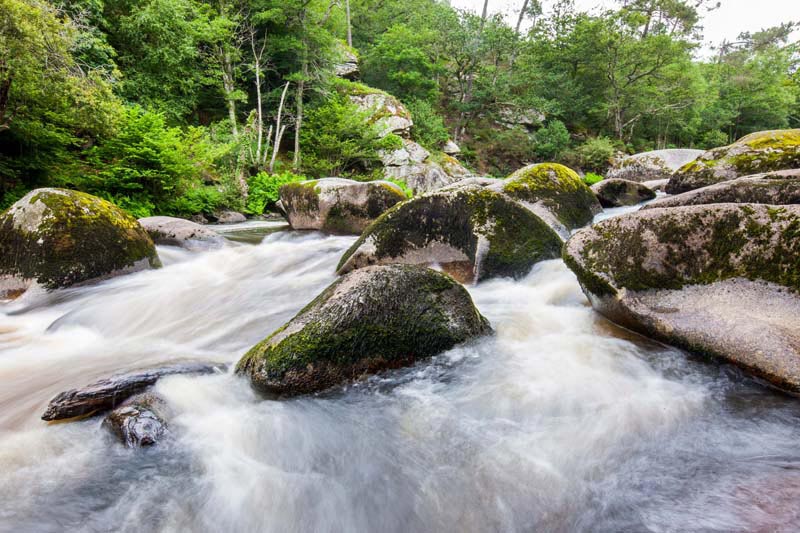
[1,212,800,532]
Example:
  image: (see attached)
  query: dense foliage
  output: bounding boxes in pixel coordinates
[1,0,798,212]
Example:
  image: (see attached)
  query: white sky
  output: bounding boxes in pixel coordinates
[450,0,800,56]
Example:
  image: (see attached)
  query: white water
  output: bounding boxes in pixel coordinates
[2,215,800,532]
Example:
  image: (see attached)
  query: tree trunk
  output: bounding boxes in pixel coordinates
[293,61,308,170]
[345,0,352,47]
[220,48,238,137]
[455,0,489,142]
[269,82,291,173]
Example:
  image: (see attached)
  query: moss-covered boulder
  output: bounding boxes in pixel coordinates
[564,204,800,393]
[0,188,160,297]
[667,129,800,194]
[279,178,407,235]
[336,184,563,283]
[608,149,703,182]
[500,163,602,238]
[591,178,656,207]
[645,169,800,210]
[339,81,413,138]
[138,216,226,250]
[236,264,492,395]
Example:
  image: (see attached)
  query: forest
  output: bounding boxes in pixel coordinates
[1,0,798,217]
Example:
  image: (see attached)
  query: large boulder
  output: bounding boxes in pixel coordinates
[667,129,800,194]
[0,188,160,297]
[346,84,413,138]
[381,140,474,194]
[500,163,602,238]
[608,149,703,182]
[591,178,656,207]
[236,264,492,395]
[645,169,800,210]
[336,184,563,283]
[138,216,226,250]
[279,178,407,235]
[103,393,169,447]
[563,204,800,393]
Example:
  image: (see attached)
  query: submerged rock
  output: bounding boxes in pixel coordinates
[0,188,160,297]
[138,216,226,250]
[591,178,656,207]
[608,149,703,182]
[563,204,800,393]
[42,362,224,421]
[645,169,800,210]
[667,129,800,193]
[236,264,492,395]
[103,393,169,447]
[279,178,407,235]
[336,184,563,283]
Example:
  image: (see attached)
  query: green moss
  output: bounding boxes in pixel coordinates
[740,129,800,150]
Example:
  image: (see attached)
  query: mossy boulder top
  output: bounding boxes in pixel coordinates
[564,204,800,393]
[0,188,160,297]
[667,129,800,194]
[279,178,407,235]
[645,169,800,210]
[138,216,226,250]
[607,149,703,182]
[236,264,492,396]
[591,178,657,208]
[336,183,563,283]
[500,163,602,238]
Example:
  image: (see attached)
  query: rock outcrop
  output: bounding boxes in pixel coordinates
[645,169,800,210]
[279,178,407,235]
[236,264,492,395]
[103,393,169,447]
[138,216,226,250]
[591,178,656,207]
[336,183,563,283]
[564,204,800,393]
[667,129,800,194]
[0,188,160,297]
[608,149,703,182]
[346,84,413,138]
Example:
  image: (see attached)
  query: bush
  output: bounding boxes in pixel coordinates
[245,171,306,214]
[582,172,604,186]
[533,120,570,160]
[571,136,616,174]
[407,99,449,150]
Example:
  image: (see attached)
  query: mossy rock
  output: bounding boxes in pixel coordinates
[563,204,800,393]
[646,169,800,210]
[607,149,703,182]
[501,163,602,237]
[279,178,407,235]
[591,178,656,207]
[336,184,563,283]
[236,264,492,395]
[0,188,160,297]
[667,129,800,194]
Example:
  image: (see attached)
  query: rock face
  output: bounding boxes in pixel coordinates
[667,129,800,194]
[103,393,169,447]
[0,188,160,297]
[608,149,703,182]
[138,216,226,250]
[501,163,603,238]
[336,184,563,283]
[334,43,359,79]
[563,204,800,393]
[348,89,413,138]
[42,362,223,421]
[380,140,474,194]
[645,169,800,210]
[591,178,656,207]
[279,178,407,235]
[236,264,492,395]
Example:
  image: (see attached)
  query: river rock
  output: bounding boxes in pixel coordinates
[236,264,492,395]
[138,216,226,250]
[642,178,669,191]
[667,129,800,194]
[42,362,224,421]
[645,169,800,210]
[336,183,562,283]
[563,204,800,393]
[279,178,407,235]
[608,149,703,182]
[591,178,656,207]
[0,188,160,298]
[215,211,247,224]
[103,393,169,447]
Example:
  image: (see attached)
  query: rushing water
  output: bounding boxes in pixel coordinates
[2,211,800,532]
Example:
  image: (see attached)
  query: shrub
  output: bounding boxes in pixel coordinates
[572,136,616,174]
[407,99,449,149]
[245,171,306,214]
[582,172,604,186]
[533,120,570,160]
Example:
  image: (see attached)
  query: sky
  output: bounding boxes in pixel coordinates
[450,0,800,56]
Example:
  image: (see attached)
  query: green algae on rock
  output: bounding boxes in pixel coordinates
[0,188,160,297]
[336,183,563,283]
[591,178,656,207]
[236,264,492,395]
[563,203,800,393]
[666,129,800,194]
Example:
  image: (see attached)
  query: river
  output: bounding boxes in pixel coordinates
[1,212,799,532]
